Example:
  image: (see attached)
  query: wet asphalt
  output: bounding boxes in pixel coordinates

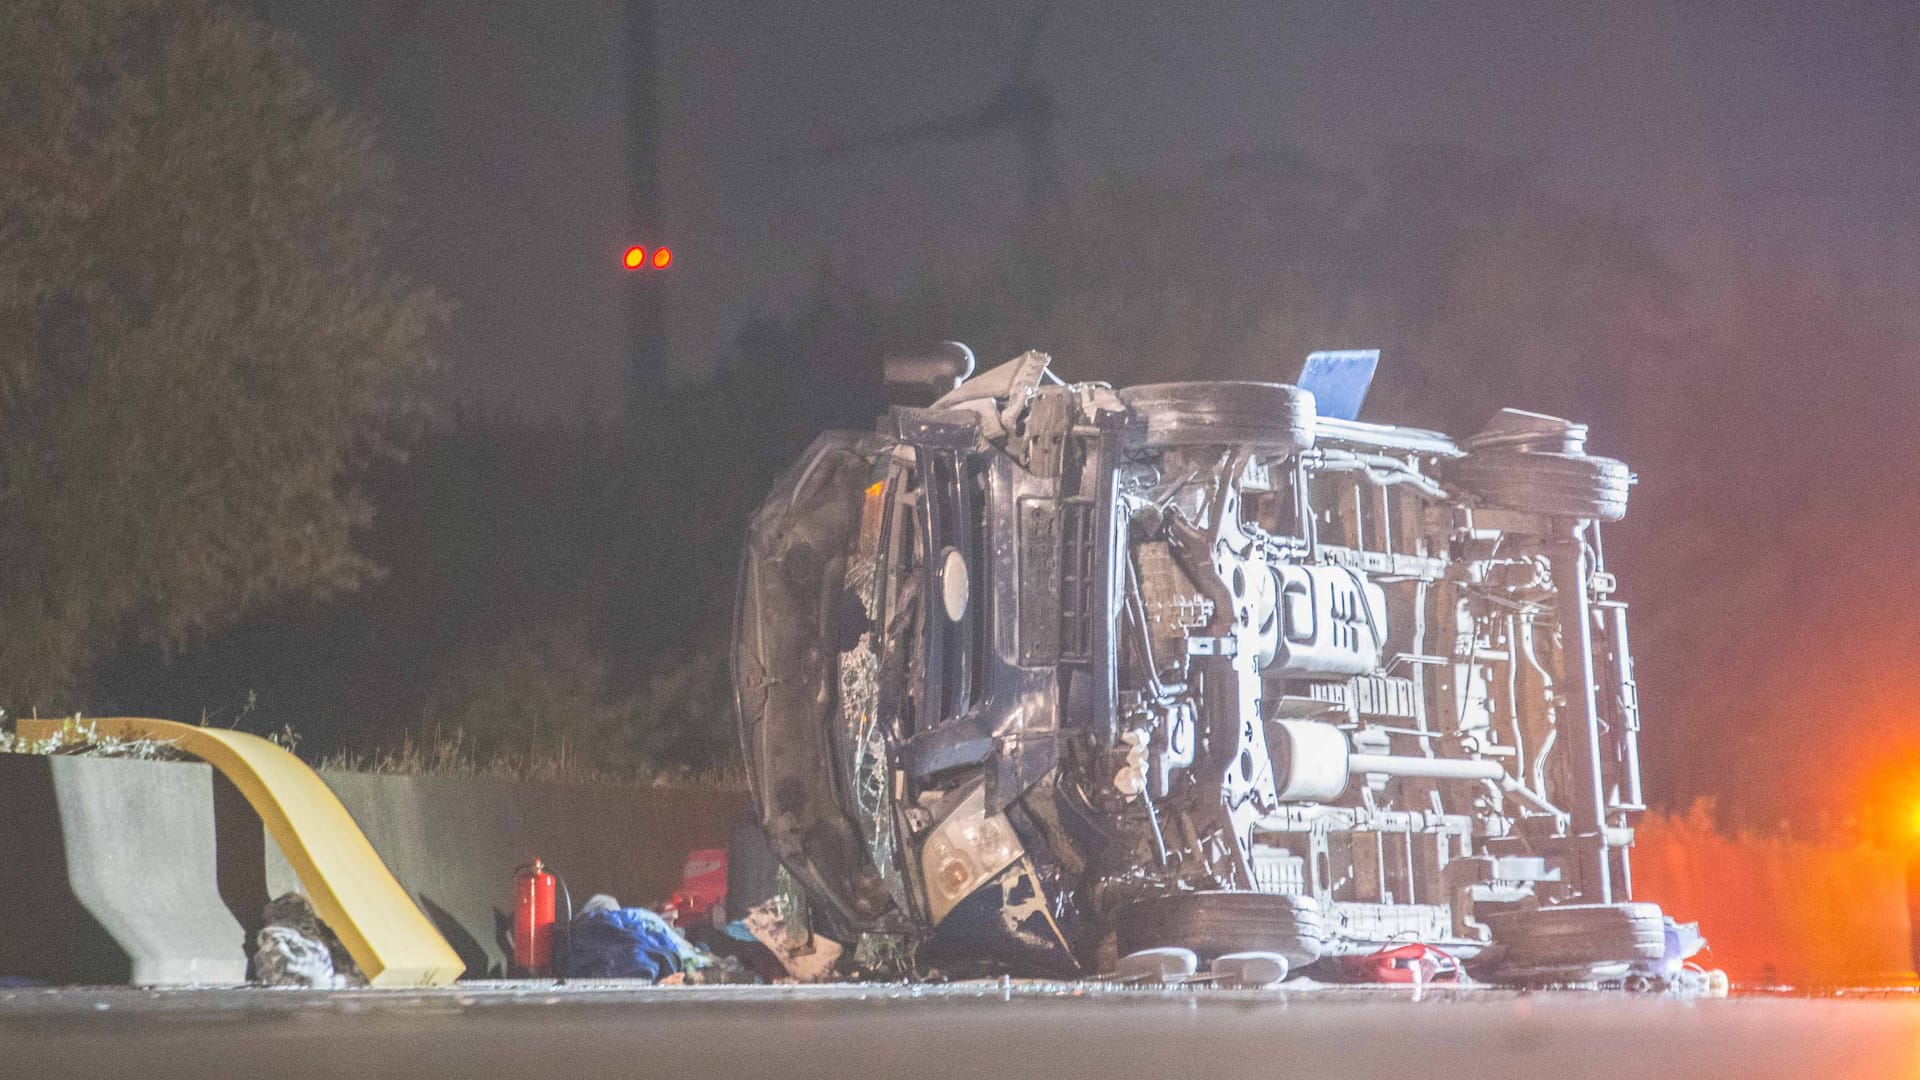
[3,980,1917,1080]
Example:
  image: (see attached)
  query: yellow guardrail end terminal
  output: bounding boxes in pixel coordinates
[19,716,465,986]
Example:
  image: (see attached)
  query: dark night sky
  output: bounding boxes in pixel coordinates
[166,0,1920,824]
[266,0,1920,413]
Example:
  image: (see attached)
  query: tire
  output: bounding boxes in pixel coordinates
[1114,891,1327,967]
[1118,382,1316,453]
[1441,450,1631,522]
[1483,902,1666,977]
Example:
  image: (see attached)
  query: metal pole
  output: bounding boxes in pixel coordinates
[1346,755,1507,783]
[624,0,667,421]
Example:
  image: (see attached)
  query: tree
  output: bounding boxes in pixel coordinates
[0,0,446,703]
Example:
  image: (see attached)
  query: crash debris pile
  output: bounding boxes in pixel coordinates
[251,894,365,989]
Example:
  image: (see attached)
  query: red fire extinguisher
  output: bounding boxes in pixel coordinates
[514,859,557,976]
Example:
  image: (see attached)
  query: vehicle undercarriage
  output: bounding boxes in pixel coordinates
[735,348,1691,986]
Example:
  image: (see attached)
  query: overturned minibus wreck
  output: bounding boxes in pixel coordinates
[735,347,1687,985]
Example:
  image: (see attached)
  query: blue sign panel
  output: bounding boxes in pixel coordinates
[1295,349,1380,422]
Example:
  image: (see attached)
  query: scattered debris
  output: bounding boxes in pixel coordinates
[739,897,842,982]
[662,848,728,929]
[1113,947,1197,985]
[0,715,181,760]
[1211,951,1289,988]
[1333,942,1464,986]
[559,894,711,982]
[251,893,365,989]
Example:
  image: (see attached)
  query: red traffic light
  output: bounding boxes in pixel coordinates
[622,245,673,271]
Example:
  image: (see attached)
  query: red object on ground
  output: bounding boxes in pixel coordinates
[665,848,728,926]
[514,859,557,975]
[1344,942,1461,984]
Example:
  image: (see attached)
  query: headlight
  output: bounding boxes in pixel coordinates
[920,782,1024,924]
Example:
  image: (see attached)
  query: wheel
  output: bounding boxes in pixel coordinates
[1118,382,1316,453]
[1481,902,1667,983]
[1114,891,1326,968]
[1441,450,1631,522]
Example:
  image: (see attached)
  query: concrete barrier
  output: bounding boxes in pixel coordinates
[9,742,1912,989]
[17,717,465,985]
[3,749,750,985]
[0,754,247,986]
[8,742,1913,988]
[230,771,753,978]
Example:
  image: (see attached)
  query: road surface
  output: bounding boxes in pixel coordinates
[3,981,1917,1079]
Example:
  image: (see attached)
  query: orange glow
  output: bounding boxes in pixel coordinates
[1634,806,1914,986]
[652,246,673,269]
[622,246,647,270]
[1850,747,1920,849]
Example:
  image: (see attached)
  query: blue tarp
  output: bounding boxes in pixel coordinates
[558,902,703,982]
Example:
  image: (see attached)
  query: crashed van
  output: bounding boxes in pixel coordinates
[734,347,1681,984]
